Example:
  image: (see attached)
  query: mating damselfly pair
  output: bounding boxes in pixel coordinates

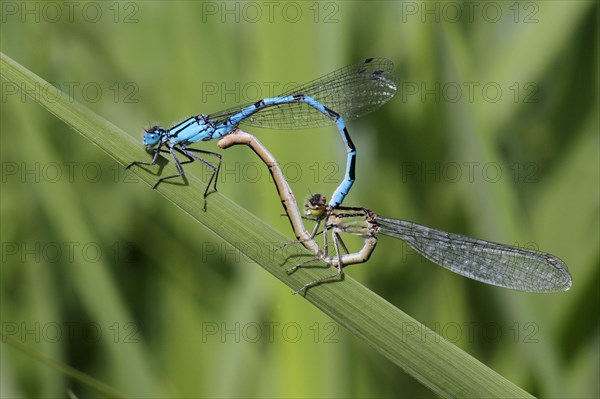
[129,58,572,294]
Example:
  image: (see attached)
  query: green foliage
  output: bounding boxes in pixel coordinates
[1,2,597,398]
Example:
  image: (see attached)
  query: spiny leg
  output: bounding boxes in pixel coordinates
[179,147,222,209]
[286,218,331,274]
[293,231,345,295]
[182,147,223,194]
[177,147,220,210]
[335,233,351,256]
[278,216,324,252]
[126,142,165,169]
[151,145,189,189]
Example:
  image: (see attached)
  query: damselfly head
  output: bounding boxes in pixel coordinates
[304,193,327,218]
[143,126,166,148]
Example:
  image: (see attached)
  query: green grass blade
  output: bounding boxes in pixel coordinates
[2,334,127,399]
[1,51,534,398]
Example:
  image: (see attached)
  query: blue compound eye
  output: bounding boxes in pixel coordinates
[143,128,163,147]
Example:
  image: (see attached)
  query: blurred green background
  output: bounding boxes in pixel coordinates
[1,1,598,397]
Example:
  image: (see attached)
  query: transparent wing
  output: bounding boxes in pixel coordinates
[375,216,572,293]
[208,58,398,129]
